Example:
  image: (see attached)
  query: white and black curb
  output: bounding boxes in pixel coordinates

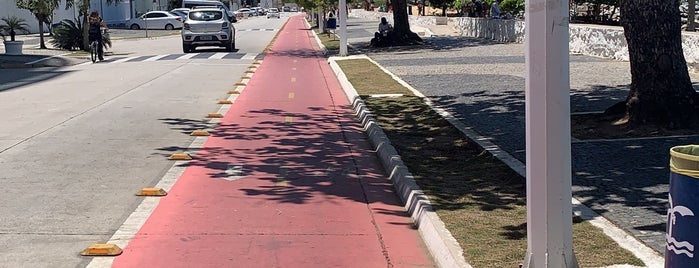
[329,55,472,268]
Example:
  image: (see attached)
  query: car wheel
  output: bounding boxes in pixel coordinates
[183,43,191,53]
[130,24,140,30]
[165,24,174,30]
[226,41,234,52]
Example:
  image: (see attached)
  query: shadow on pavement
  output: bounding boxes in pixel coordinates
[0,67,74,92]
[155,105,398,206]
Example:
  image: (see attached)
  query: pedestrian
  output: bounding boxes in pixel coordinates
[466,0,475,17]
[88,10,108,61]
[490,0,501,18]
[474,0,484,17]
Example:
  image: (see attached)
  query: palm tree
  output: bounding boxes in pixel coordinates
[16,0,62,49]
[0,16,30,42]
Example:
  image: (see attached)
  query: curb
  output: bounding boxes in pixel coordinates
[328,55,472,268]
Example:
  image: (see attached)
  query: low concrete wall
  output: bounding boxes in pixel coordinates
[453,17,524,43]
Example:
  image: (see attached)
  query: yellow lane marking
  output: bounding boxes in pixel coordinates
[292,67,296,71]
[293,60,298,63]
[291,77,296,82]
[288,92,295,99]
[285,116,293,123]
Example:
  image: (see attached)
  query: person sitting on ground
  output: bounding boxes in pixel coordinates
[371,17,393,47]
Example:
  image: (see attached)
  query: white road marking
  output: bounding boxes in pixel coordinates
[143,54,169,61]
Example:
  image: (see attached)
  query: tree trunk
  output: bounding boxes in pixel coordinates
[688,0,697,31]
[620,0,698,127]
[82,13,89,51]
[36,15,47,49]
[391,0,422,45]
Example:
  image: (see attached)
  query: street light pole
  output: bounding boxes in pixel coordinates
[522,0,579,267]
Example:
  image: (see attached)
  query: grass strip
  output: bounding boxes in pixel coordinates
[336,59,644,268]
[314,29,341,51]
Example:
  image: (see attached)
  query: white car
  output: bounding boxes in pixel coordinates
[234,8,253,17]
[127,11,183,30]
[182,8,236,52]
[266,8,280,18]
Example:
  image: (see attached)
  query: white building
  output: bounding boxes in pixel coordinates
[1,0,157,33]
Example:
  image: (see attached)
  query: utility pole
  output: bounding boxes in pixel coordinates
[339,0,347,55]
[522,0,579,267]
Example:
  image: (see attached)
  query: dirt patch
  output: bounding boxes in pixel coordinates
[571,113,699,140]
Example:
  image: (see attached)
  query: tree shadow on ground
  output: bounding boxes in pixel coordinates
[0,66,73,92]
[347,35,498,56]
[374,70,699,252]
[155,105,410,210]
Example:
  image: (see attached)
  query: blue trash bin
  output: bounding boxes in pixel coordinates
[666,145,699,267]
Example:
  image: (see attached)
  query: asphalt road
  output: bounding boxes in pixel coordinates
[0,14,290,268]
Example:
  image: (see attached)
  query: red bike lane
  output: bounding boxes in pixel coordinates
[111,15,435,267]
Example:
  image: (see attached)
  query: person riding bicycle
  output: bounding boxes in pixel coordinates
[88,11,108,61]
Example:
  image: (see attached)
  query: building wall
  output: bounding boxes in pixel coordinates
[0,0,152,33]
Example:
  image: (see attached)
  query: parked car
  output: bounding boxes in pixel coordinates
[170,8,190,20]
[127,11,183,30]
[181,8,235,53]
[282,6,291,12]
[234,8,253,17]
[253,7,266,16]
[266,8,280,19]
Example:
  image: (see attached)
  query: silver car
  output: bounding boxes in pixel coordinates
[127,11,183,30]
[181,8,236,53]
[266,8,280,19]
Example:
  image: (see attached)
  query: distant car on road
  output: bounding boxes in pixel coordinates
[282,6,291,12]
[290,7,298,12]
[170,8,190,20]
[234,8,253,17]
[181,8,235,53]
[127,11,183,30]
[266,8,280,18]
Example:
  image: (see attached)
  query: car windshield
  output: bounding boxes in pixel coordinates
[189,11,223,21]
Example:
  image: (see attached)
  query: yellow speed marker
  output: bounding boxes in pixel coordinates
[136,187,168,196]
[80,244,122,256]
[190,130,210,136]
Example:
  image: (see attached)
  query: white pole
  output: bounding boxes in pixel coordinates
[318,7,325,33]
[339,0,347,56]
[522,0,578,267]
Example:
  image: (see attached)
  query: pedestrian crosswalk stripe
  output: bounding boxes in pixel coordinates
[126,55,154,62]
[94,53,259,64]
[113,56,139,64]
[159,54,184,60]
[178,53,197,60]
[144,54,168,61]
[210,52,227,59]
